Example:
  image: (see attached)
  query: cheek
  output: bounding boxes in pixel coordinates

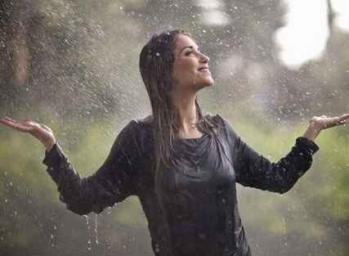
[173,63,192,82]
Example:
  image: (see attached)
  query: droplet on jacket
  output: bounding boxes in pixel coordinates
[198,232,207,240]
[154,243,160,253]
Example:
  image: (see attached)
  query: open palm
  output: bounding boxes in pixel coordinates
[0,117,56,150]
[310,113,349,130]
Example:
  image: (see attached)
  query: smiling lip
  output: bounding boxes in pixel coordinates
[198,66,210,72]
[198,68,210,74]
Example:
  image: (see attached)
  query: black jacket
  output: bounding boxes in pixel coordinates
[43,114,319,256]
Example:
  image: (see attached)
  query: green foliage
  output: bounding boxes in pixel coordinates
[1,0,349,255]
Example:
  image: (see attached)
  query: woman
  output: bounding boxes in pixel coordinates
[1,30,348,256]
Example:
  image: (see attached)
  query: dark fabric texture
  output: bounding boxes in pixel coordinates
[42,114,319,256]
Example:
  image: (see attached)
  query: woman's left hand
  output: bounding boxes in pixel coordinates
[310,113,349,130]
[303,113,349,141]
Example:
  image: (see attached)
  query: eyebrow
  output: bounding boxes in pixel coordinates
[178,45,199,56]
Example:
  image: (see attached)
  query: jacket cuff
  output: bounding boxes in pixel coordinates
[42,143,67,167]
[296,137,320,155]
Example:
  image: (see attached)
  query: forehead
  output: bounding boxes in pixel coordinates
[174,34,198,53]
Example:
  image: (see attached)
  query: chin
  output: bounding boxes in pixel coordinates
[204,77,214,87]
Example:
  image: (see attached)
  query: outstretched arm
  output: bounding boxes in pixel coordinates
[302,113,349,141]
[0,117,141,215]
[220,113,348,194]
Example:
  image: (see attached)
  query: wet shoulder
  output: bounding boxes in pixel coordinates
[131,115,155,152]
[202,112,226,131]
[204,113,239,143]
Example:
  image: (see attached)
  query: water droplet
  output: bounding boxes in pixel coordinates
[85,215,93,251]
[106,207,113,215]
[94,214,99,245]
[154,246,160,253]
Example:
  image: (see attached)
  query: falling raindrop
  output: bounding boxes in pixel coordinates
[84,215,92,251]
[87,239,92,251]
[94,214,99,245]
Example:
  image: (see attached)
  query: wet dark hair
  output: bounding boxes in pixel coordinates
[139,30,217,254]
[139,29,217,169]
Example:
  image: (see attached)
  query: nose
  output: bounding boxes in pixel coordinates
[199,52,209,63]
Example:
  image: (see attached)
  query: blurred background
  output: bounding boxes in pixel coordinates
[0,0,348,255]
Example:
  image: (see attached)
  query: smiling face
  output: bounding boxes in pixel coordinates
[172,34,214,93]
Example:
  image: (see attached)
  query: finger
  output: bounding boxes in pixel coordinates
[339,113,349,121]
[0,119,32,132]
[0,119,15,126]
[0,117,16,123]
[2,116,17,122]
[331,114,349,126]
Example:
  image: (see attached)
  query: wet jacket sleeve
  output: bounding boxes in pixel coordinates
[42,120,141,215]
[220,116,319,193]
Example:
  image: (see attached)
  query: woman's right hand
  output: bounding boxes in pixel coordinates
[0,117,57,152]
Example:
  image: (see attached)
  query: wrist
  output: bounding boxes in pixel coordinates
[44,138,57,152]
[303,122,322,141]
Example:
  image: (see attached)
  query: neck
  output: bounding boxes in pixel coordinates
[171,90,199,133]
